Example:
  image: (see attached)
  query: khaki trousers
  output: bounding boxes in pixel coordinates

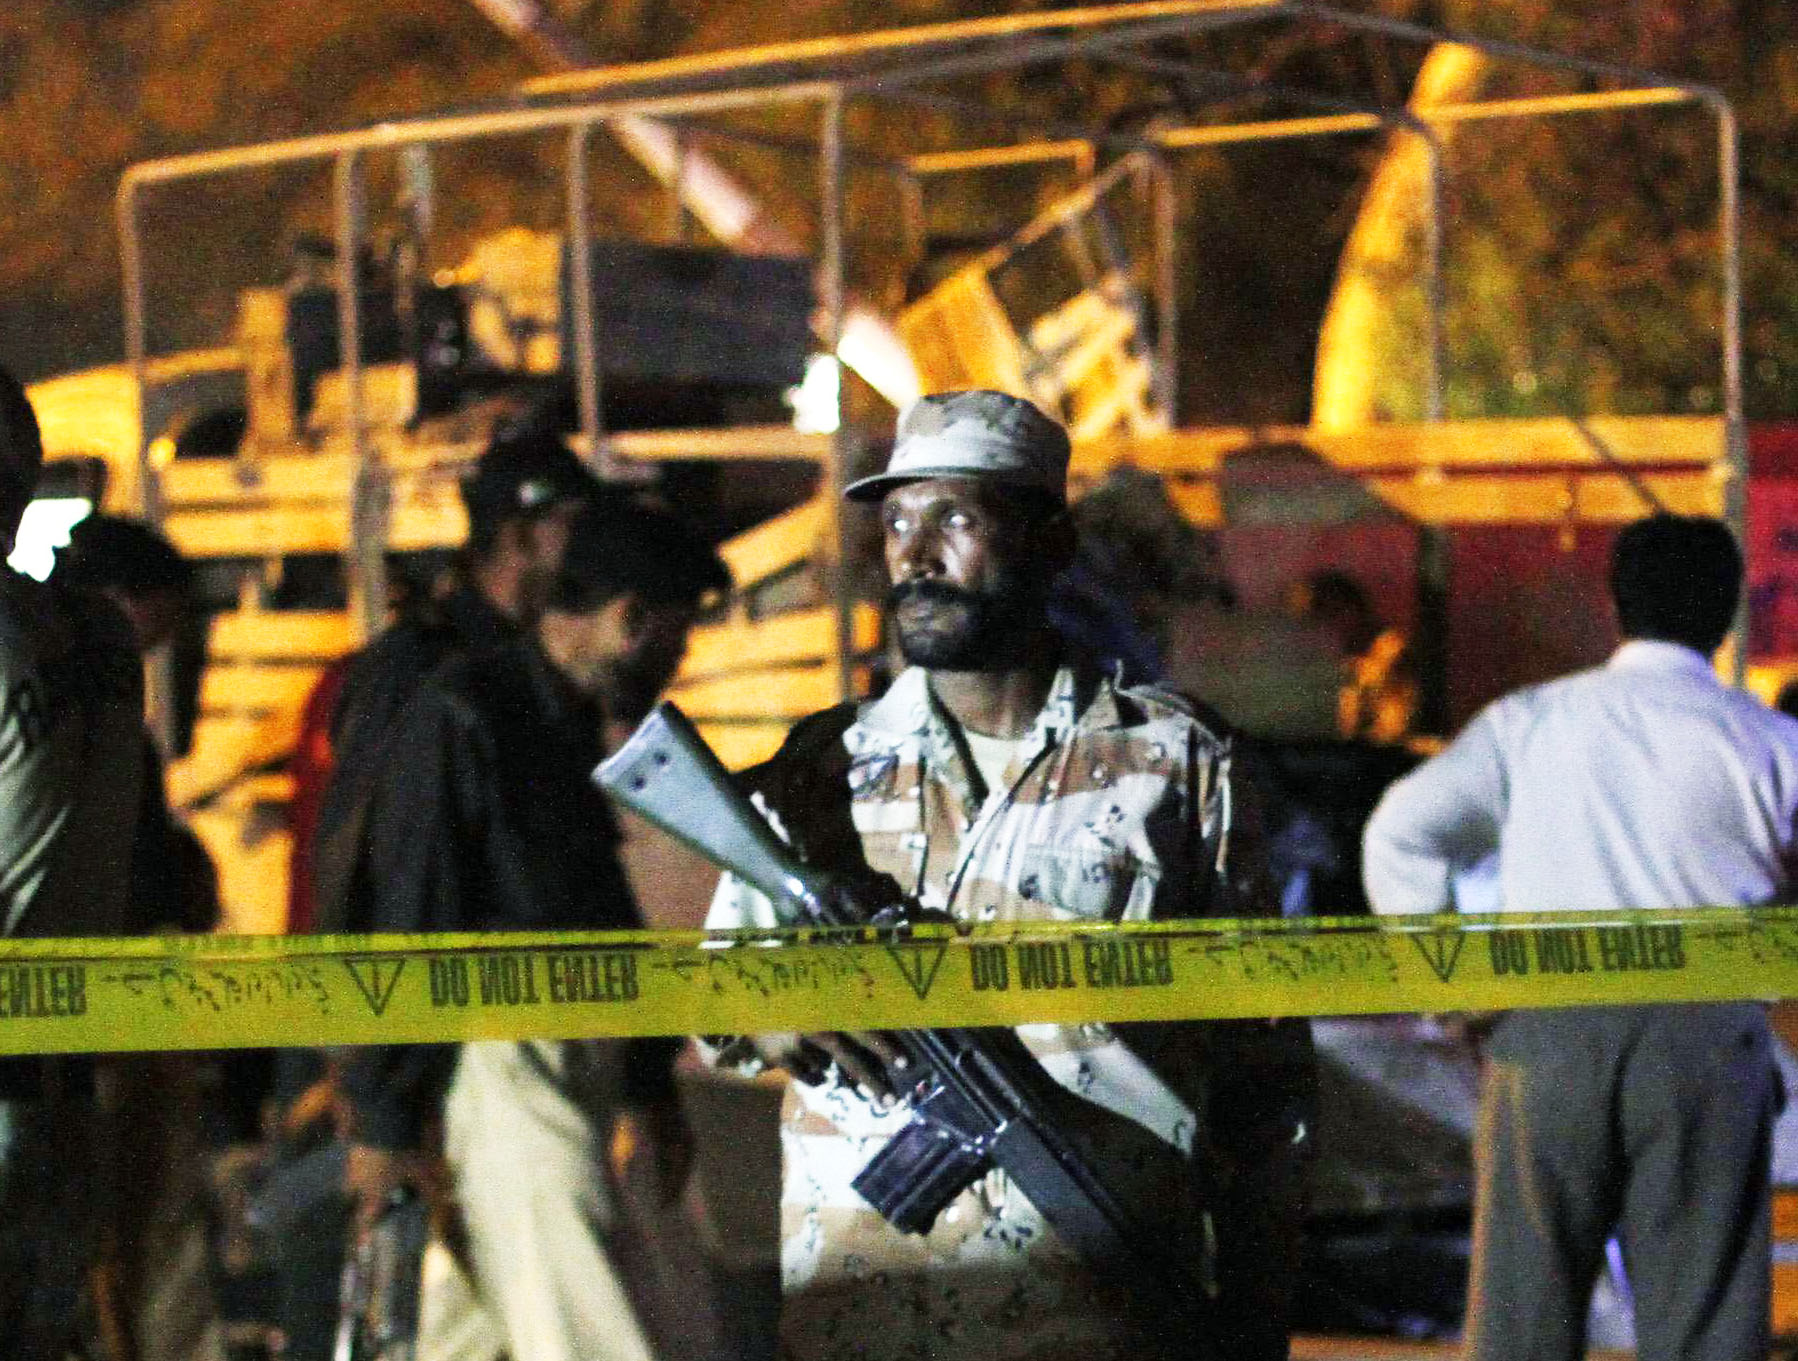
[424,1040,664,1361]
[1466,1004,1779,1361]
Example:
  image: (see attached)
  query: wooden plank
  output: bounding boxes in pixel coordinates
[163,427,817,509]
[200,664,325,713]
[717,499,828,589]
[209,611,355,660]
[161,453,358,506]
[388,496,471,550]
[185,808,290,935]
[695,722,791,772]
[307,363,418,434]
[1066,349,1155,443]
[1343,416,1724,472]
[1154,471,1713,528]
[1072,416,1725,481]
[225,773,298,805]
[166,710,300,809]
[681,604,881,679]
[900,272,1030,396]
[598,426,833,463]
[1775,1188,1798,1242]
[1027,287,1137,386]
[668,665,842,720]
[163,450,470,504]
[1153,470,1716,528]
[165,505,348,556]
[1777,1262,1798,1338]
[908,139,1090,175]
[1365,470,1720,524]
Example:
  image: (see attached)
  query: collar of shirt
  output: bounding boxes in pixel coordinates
[1607,638,1719,683]
[856,663,1115,820]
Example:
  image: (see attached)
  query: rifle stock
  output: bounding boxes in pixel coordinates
[595,700,831,924]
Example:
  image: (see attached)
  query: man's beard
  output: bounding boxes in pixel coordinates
[889,577,1038,670]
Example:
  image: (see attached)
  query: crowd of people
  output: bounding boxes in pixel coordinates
[0,361,1791,1361]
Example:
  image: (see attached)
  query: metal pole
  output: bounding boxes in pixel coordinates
[669,123,691,243]
[115,180,156,524]
[1714,96,1748,685]
[1421,134,1448,424]
[335,152,386,643]
[1150,154,1180,427]
[899,170,927,281]
[1295,3,1723,109]
[116,177,177,755]
[840,9,1280,97]
[1415,134,1451,734]
[820,89,854,703]
[567,122,608,475]
[122,82,842,190]
[522,0,1291,101]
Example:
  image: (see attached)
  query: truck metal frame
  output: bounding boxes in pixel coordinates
[104,2,1739,927]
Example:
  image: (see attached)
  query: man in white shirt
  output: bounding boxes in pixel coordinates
[1363,513,1793,1361]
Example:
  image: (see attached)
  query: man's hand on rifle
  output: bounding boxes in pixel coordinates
[749,1030,912,1105]
[750,866,929,1105]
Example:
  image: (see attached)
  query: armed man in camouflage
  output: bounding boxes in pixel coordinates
[706,389,1315,1361]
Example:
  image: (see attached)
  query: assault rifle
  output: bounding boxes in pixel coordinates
[596,701,1223,1355]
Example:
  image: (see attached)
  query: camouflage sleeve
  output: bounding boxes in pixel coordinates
[1163,717,1279,924]
[1212,739,1282,921]
[1166,732,1317,1164]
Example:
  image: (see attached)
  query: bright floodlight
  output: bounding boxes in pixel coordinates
[9,498,94,582]
[788,354,843,435]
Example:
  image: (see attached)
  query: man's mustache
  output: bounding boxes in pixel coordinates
[889,578,984,611]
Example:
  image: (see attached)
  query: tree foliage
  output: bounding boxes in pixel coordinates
[2,0,1796,430]
[1395,0,1798,421]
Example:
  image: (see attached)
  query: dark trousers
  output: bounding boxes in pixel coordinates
[0,1090,101,1361]
[1466,1004,1779,1361]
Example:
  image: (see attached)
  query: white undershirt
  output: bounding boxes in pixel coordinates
[961,727,1024,803]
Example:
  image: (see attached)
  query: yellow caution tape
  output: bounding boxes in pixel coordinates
[0,907,1788,1056]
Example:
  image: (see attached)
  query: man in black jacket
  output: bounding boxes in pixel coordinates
[301,423,599,933]
[271,424,605,1361]
[341,496,729,1361]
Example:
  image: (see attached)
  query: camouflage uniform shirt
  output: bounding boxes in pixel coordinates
[707,663,1296,1361]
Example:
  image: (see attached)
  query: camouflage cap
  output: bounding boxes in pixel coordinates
[845,389,1069,503]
